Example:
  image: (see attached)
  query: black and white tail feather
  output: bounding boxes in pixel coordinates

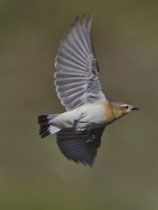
[38,115,61,138]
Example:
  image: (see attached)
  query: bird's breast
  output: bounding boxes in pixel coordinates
[77,101,114,125]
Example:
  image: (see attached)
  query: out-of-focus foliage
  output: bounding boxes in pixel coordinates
[0,0,158,209]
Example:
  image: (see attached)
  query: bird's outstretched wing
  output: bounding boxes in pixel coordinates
[56,126,105,166]
[54,15,107,111]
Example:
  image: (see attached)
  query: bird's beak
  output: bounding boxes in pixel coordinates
[132,107,140,111]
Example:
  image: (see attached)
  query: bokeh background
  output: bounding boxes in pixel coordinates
[1,0,158,209]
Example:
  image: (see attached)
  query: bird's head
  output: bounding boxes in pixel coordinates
[111,102,139,119]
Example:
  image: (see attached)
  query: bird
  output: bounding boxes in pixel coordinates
[38,15,139,166]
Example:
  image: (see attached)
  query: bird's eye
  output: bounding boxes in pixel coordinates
[121,105,129,110]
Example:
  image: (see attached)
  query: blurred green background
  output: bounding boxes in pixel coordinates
[1,0,158,209]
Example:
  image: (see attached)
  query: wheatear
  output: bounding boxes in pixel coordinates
[38,15,139,166]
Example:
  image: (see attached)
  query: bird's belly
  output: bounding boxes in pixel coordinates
[75,102,107,129]
[80,107,105,123]
[54,102,110,130]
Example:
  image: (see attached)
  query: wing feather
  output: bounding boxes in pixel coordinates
[54,15,107,110]
[57,127,105,166]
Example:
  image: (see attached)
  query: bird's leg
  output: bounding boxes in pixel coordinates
[73,120,96,143]
[73,119,78,128]
[73,120,98,137]
[78,121,97,142]
[73,120,91,135]
[73,120,83,134]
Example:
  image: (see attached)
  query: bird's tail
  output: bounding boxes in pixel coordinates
[38,114,61,138]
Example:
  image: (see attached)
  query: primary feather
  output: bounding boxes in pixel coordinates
[54,15,107,111]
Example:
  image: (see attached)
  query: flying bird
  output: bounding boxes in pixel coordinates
[38,15,139,166]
